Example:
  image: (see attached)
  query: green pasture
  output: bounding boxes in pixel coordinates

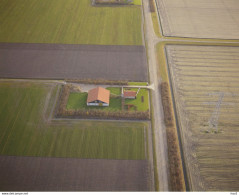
[0,0,142,45]
[0,82,146,160]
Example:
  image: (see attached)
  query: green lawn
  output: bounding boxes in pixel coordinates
[67,92,121,111]
[0,0,142,45]
[133,0,142,5]
[107,87,121,95]
[128,82,148,86]
[125,89,149,111]
[0,82,146,160]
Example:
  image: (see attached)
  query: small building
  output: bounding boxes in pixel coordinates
[87,87,110,106]
[123,90,137,99]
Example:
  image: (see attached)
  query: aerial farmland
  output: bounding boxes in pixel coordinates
[1,0,239,192]
[0,0,155,191]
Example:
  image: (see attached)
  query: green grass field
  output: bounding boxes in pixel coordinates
[0,82,146,160]
[0,0,142,45]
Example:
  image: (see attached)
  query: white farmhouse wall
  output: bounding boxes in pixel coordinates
[87,102,109,106]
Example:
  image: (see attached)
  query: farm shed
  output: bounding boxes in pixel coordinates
[123,90,137,99]
[87,87,110,106]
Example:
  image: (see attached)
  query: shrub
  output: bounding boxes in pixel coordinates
[160,82,186,191]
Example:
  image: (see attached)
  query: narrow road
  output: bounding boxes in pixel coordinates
[142,0,169,191]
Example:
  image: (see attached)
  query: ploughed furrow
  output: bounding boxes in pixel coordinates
[166,45,239,191]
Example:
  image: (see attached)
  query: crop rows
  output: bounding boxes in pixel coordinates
[166,45,239,191]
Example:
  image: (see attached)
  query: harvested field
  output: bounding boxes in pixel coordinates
[157,0,239,39]
[0,0,142,45]
[0,82,146,160]
[0,43,148,82]
[166,45,239,191]
[0,156,150,191]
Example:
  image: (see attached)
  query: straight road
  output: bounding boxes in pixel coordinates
[142,0,169,191]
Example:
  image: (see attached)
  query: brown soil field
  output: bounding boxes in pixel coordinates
[0,156,150,191]
[156,0,239,39]
[0,43,148,81]
[166,45,239,191]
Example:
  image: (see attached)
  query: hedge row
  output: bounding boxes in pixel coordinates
[95,0,131,5]
[149,0,155,12]
[65,78,128,86]
[160,82,186,191]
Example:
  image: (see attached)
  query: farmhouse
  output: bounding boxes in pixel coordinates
[87,87,110,106]
[123,90,137,99]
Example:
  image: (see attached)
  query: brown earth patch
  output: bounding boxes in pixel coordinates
[0,156,150,191]
[0,43,148,82]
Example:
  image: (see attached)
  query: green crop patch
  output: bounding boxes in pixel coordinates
[0,0,142,45]
[0,82,146,160]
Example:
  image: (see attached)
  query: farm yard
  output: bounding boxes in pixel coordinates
[157,0,239,39]
[67,91,121,111]
[66,87,149,112]
[0,43,148,82]
[0,0,142,45]
[166,45,239,191]
[0,156,150,191]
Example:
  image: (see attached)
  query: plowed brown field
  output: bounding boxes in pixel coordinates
[166,45,239,191]
[0,43,148,81]
[0,156,150,191]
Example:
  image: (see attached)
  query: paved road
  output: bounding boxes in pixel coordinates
[142,0,169,191]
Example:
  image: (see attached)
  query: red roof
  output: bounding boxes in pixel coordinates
[87,87,110,104]
[124,90,137,97]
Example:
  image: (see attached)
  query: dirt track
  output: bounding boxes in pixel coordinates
[0,156,150,191]
[0,43,148,82]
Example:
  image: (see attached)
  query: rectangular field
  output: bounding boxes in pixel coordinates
[166,45,239,191]
[0,0,142,45]
[0,82,146,160]
[157,0,239,39]
[0,43,148,82]
[0,156,150,191]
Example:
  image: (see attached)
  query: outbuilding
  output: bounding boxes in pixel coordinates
[87,87,110,106]
[123,90,137,99]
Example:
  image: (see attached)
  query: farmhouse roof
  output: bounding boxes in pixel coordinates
[124,90,137,97]
[87,87,110,104]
